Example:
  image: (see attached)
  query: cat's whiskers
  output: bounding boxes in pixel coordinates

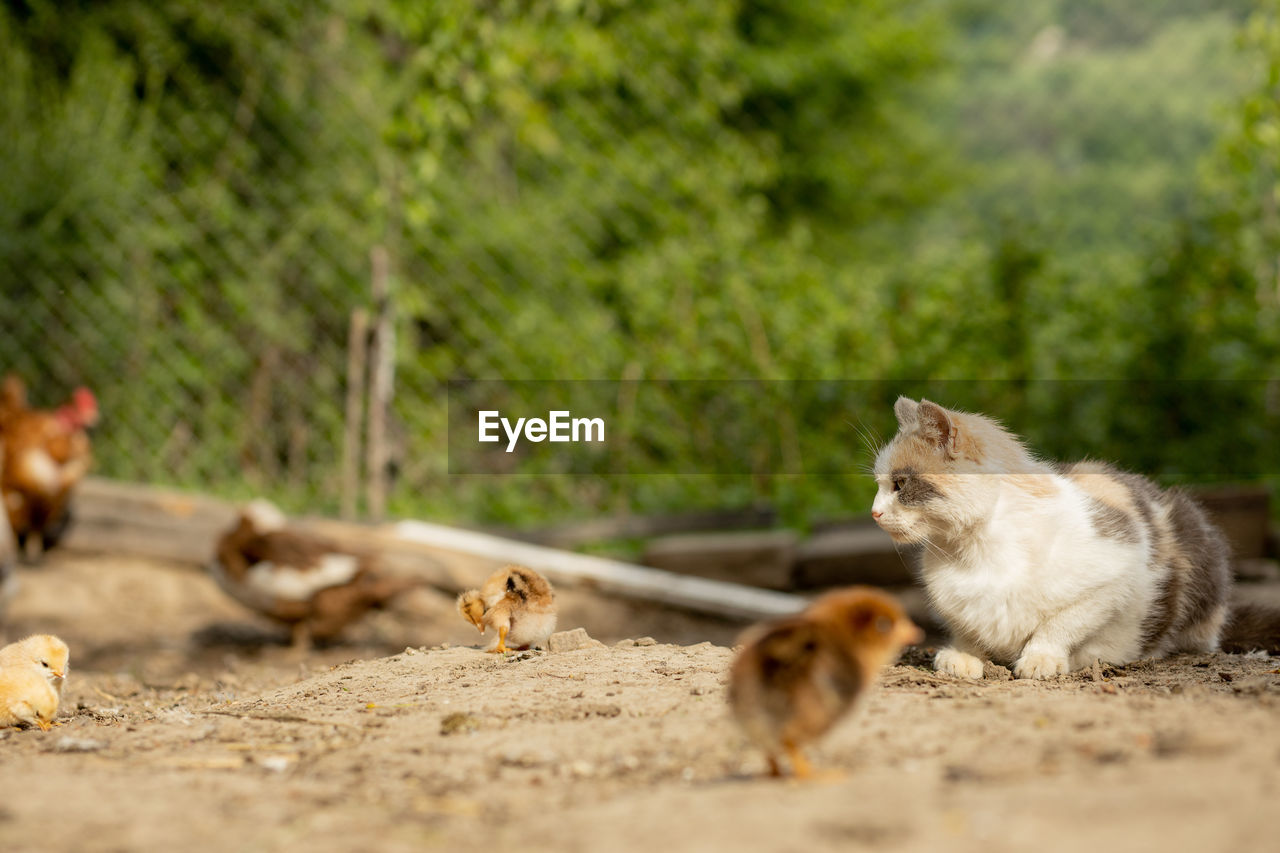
[845,418,884,468]
[887,537,919,577]
[915,531,951,563]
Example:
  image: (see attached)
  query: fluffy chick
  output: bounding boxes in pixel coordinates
[0,666,59,731]
[0,634,69,730]
[728,587,921,779]
[209,500,422,652]
[456,565,556,654]
[0,633,70,701]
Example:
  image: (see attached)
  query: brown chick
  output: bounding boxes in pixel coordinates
[455,565,556,654]
[0,666,59,731]
[209,500,422,652]
[728,587,921,779]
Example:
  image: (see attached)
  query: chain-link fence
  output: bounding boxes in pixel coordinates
[2,14,382,517]
[0,2,810,525]
[3,2,1278,529]
[0,4,544,523]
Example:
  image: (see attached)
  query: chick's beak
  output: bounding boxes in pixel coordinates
[52,670,65,680]
[36,720,52,732]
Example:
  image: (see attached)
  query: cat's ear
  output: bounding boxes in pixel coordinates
[917,400,957,453]
[893,396,919,427]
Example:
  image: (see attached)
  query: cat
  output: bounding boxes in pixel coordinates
[871,397,1278,679]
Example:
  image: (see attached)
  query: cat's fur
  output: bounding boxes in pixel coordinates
[871,397,1275,679]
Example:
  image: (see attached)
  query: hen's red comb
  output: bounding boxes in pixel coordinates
[72,387,99,426]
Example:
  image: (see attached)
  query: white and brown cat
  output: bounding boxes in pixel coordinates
[872,397,1279,679]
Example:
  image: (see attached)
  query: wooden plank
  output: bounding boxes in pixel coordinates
[489,505,778,549]
[808,516,882,536]
[74,478,237,527]
[392,520,805,621]
[792,526,917,588]
[63,478,237,564]
[1189,485,1270,560]
[642,530,797,590]
[59,479,805,622]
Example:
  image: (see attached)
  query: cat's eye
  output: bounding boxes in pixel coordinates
[892,478,904,492]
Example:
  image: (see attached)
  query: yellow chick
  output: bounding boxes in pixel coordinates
[0,633,70,701]
[728,587,921,779]
[0,665,59,731]
[456,565,556,654]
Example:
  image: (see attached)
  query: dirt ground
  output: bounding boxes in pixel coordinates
[2,552,1279,853]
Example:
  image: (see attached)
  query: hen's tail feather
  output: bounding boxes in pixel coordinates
[1220,601,1280,655]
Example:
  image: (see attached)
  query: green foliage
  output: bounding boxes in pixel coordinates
[2,1,1278,528]
[1,2,388,507]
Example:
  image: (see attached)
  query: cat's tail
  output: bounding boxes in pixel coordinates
[1220,601,1280,655]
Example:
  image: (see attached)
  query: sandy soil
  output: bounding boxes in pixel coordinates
[1,552,1278,853]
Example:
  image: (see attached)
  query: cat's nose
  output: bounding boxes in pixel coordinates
[871,510,883,520]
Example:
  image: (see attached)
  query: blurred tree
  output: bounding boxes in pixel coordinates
[1,0,1274,528]
[0,2,389,504]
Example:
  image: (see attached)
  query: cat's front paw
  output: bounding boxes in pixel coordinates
[1013,651,1069,680]
[934,647,985,679]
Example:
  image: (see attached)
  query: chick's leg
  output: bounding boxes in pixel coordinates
[486,625,509,655]
[483,605,512,654]
[784,741,844,783]
[785,743,813,780]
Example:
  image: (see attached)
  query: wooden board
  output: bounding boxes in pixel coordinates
[792,526,917,588]
[59,478,805,622]
[641,530,798,590]
[486,505,778,549]
[63,478,238,564]
[391,520,806,621]
[1190,485,1271,560]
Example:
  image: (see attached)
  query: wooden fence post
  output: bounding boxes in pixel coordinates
[365,246,395,522]
[341,308,369,520]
